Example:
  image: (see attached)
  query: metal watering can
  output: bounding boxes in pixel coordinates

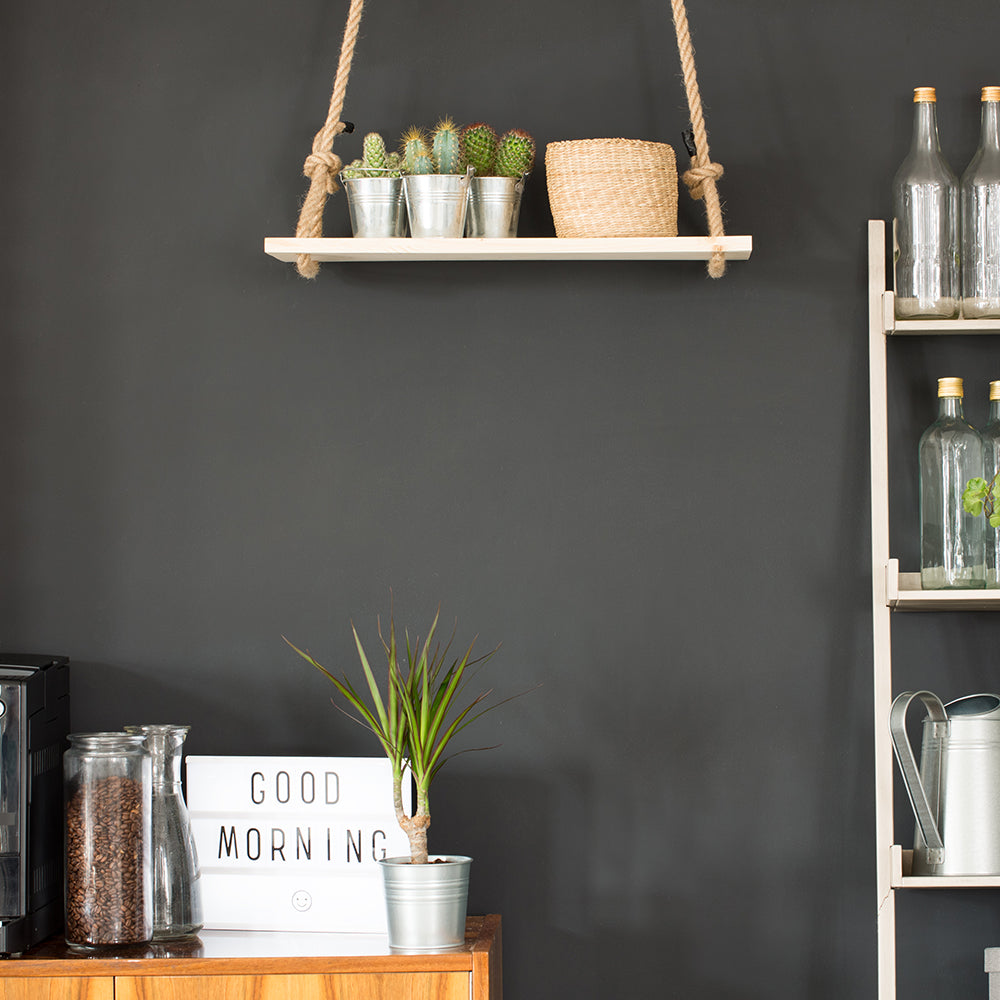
[890,691,1000,876]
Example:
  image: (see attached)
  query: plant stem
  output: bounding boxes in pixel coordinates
[399,812,430,864]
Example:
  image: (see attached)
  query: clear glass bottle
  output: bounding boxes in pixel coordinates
[981,380,1000,587]
[124,724,203,939]
[893,87,961,319]
[961,87,1000,318]
[919,377,986,589]
[63,733,152,949]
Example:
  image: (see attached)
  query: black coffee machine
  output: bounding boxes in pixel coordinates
[0,655,69,955]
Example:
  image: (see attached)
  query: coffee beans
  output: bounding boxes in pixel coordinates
[65,773,149,946]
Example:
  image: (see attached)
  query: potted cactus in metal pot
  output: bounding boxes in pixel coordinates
[286,604,520,953]
[340,132,407,238]
[401,118,475,238]
[463,124,536,238]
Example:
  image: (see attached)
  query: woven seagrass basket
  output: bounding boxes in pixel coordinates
[545,138,678,239]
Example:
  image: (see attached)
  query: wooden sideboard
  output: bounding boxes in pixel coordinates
[0,915,501,1000]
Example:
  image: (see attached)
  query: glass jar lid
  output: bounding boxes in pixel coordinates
[67,732,148,754]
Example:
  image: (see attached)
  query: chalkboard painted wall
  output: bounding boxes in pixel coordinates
[3,0,999,996]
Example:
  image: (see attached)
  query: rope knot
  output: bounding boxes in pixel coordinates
[303,150,343,195]
[681,160,724,201]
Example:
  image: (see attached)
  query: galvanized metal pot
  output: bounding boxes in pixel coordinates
[379,855,471,953]
[467,175,527,238]
[341,174,407,238]
[403,169,473,238]
[890,691,1000,875]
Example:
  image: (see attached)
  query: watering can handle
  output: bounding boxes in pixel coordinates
[889,690,948,866]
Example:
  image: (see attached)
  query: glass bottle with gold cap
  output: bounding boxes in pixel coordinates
[893,87,960,319]
[961,87,1000,318]
[919,377,985,589]
[981,381,1000,586]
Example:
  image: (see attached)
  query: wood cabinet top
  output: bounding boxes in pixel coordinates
[0,915,500,978]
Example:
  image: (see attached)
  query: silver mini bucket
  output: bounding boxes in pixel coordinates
[467,175,526,238]
[341,173,407,238]
[403,169,473,238]
[379,855,471,953]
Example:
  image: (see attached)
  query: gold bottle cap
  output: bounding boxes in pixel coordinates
[914,86,937,103]
[984,87,1000,102]
[938,376,964,397]
[991,380,1000,401]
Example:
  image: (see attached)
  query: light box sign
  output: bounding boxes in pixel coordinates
[185,756,411,933]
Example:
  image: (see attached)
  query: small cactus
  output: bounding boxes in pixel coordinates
[401,126,431,174]
[385,150,403,177]
[342,158,366,180]
[410,153,435,175]
[462,123,498,178]
[494,129,535,178]
[431,116,466,174]
[362,132,388,171]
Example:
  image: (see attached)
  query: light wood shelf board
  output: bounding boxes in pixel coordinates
[264,235,753,263]
[891,845,1000,887]
[883,291,1000,334]
[884,560,1000,609]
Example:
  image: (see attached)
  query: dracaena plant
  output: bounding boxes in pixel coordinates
[285,607,500,865]
[963,473,1000,526]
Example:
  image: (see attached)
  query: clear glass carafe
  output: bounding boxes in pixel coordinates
[124,725,203,939]
[961,88,1000,318]
[63,732,152,949]
[893,87,960,319]
[981,381,1000,587]
[919,377,986,589]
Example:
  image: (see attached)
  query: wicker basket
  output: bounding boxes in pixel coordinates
[545,138,678,238]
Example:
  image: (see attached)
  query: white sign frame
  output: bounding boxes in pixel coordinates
[186,756,411,933]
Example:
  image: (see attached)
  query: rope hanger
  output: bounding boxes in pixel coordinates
[294,0,365,280]
[670,0,727,278]
[293,0,728,279]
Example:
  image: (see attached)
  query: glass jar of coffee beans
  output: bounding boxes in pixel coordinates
[64,733,152,949]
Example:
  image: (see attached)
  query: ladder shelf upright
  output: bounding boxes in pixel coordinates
[868,219,1000,1000]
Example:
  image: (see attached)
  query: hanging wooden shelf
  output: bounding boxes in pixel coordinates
[264,235,753,264]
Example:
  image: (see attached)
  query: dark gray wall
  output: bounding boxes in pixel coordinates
[3,0,999,996]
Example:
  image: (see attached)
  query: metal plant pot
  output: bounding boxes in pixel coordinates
[341,173,407,238]
[466,175,527,238]
[379,855,471,953]
[403,170,474,238]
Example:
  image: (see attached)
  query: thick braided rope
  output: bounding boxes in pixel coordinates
[670,0,727,278]
[294,0,366,279]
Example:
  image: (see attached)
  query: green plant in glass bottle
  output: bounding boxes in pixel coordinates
[921,377,985,589]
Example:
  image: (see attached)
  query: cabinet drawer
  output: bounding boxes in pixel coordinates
[117,972,471,1000]
[0,979,113,1000]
